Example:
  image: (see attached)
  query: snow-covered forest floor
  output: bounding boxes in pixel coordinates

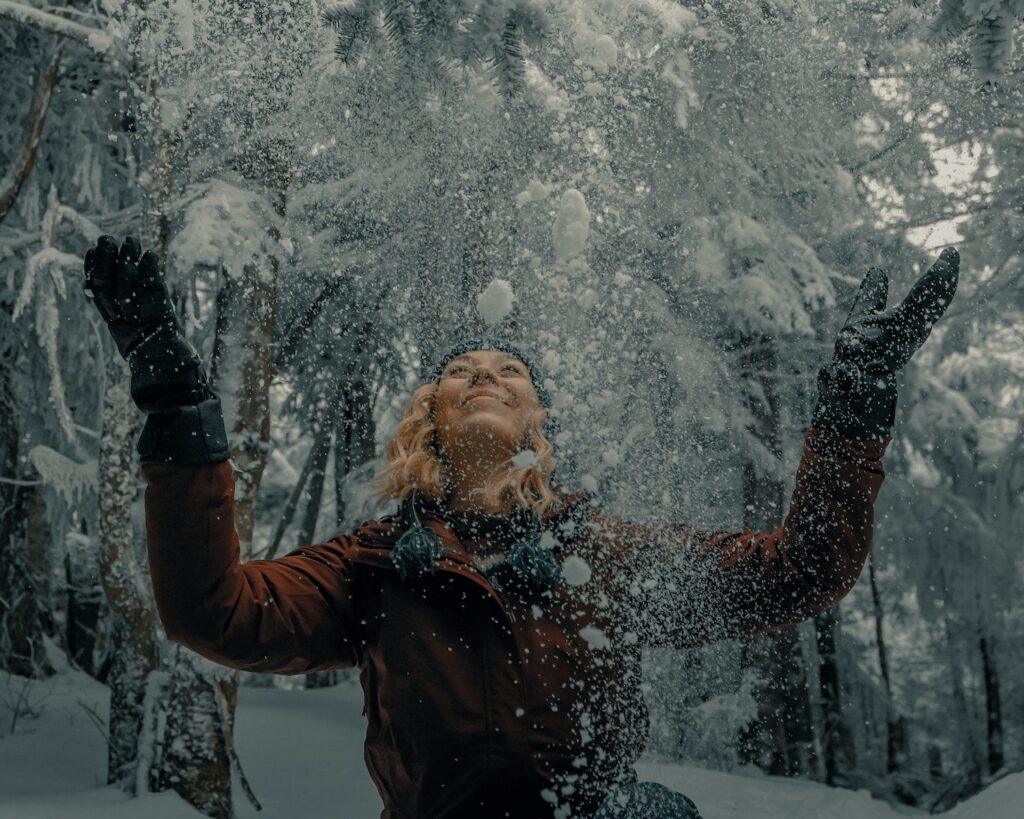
[0,664,1017,819]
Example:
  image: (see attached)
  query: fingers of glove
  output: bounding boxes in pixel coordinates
[835,318,889,371]
[845,267,888,325]
[86,236,121,321]
[135,250,175,326]
[890,246,959,351]
[115,236,143,315]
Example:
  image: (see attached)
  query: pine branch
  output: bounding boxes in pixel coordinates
[492,18,525,98]
[382,0,417,57]
[927,0,970,42]
[971,13,1015,85]
[324,1,374,65]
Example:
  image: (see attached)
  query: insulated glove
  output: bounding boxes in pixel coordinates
[84,235,229,464]
[811,247,960,441]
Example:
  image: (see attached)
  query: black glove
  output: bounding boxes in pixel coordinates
[84,235,229,464]
[812,247,960,441]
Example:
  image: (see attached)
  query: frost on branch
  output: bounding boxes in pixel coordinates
[28,445,98,505]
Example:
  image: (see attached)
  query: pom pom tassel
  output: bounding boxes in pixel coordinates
[391,490,449,579]
[487,518,560,601]
[392,524,446,580]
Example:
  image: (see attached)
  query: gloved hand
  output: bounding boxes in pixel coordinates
[84,235,213,412]
[811,247,960,441]
[84,235,228,463]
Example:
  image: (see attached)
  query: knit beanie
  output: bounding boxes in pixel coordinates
[425,336,553,410]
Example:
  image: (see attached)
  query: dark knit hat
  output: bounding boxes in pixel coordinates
[427,337,554,410]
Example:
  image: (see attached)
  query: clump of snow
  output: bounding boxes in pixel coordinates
[574,30,619,73]
[477,278,515,326]
[524,63,572,119]
[579,625,610,650]
[516,179,554,206]
[552,189,590,261]
[661,53,700,128]
[170,178,281,279]
[511,449,539,469]
[561,555,593,586]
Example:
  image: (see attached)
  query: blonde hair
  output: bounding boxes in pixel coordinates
[372,381,557,517]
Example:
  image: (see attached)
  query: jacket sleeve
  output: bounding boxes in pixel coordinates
[597,426,890,648]
[141,459,363,674]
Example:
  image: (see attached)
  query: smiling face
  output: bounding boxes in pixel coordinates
[432,350,542,470]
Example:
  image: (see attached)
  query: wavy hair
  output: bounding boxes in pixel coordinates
[372,381,557,517]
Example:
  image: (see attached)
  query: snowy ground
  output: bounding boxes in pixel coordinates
[0,668,1017,819]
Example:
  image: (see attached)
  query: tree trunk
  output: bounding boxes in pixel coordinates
[334,373,377,529]
[734,332,815,777]
[97,375,158,790]
[152,651,235,818]
[296,413,333,546]
[867,554,903,775]
[978,633,1003,775]
[943,614,982,794]
[814,605,854,785]
[64,521,108,680]
[0,478,55,678]
[0,43,61,226]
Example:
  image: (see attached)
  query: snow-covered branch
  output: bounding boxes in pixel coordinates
[0,0,116,54]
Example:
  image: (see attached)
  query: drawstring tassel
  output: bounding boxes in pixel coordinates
[391,490,449,580]
[486,517,560,601]
[391,523,445,580]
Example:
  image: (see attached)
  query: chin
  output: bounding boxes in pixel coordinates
[451,415,522,448]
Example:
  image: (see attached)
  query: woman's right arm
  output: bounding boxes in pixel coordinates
[143,454,363,674]
[84,236,362,674]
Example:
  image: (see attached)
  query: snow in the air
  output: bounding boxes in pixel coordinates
[477,277,516,326]
[561,554,593,586]
[551,189,590,261]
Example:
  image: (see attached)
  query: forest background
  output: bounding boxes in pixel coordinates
[1,1,1022,817]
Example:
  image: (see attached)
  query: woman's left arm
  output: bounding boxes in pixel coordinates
[605,248,959,647]
[604,426,888,647]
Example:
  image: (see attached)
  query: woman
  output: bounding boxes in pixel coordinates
[83,236,959,819]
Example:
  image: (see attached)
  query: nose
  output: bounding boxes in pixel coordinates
[469,364,498,385]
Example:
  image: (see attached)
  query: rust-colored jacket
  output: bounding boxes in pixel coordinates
[142,426,889,819]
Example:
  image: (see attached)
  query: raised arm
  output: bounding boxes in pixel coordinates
[142,458,362,674]
[603,248,960,647]
[601,426,889,647]
[85,235,361,674]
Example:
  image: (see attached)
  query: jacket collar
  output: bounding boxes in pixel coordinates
[352,485,594,552]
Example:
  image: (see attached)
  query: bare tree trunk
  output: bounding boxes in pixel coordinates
[0,478,55,678]
[97,374,158,790]
[978,633,1003,775]
[296,413,333,546]
[814,606,854,785]
[867,554,903,776]
[734,332,815,777]
[0,42,61,225]
[0,313,55,678]
[943,614,982,795]
[334,372,376,529]
[64,535,107,680]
